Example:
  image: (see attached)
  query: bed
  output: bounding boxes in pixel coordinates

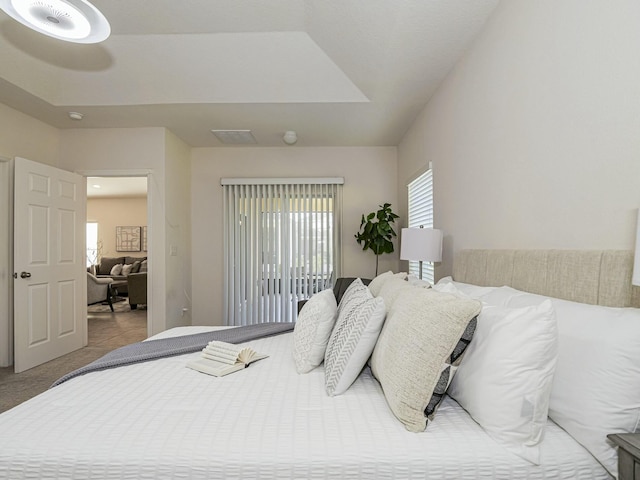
[0,249,637,480]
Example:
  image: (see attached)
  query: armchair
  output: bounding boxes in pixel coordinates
[87,272,114,312]
[127,272,147,310]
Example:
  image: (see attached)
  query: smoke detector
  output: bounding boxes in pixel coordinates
[283,131,297,145]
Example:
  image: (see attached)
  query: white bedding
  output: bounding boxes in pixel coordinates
[0,327,610,480]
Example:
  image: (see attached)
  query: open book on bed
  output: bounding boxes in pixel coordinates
[186,340,268,377]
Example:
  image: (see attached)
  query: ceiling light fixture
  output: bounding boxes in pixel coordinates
[68,111,83,120]
[0,0,110,44]
[283,130,297,145]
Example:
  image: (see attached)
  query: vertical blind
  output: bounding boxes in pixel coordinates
[222,178,343,326]
[407,168,434,282]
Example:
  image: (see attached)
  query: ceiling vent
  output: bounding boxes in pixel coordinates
[211,130,257,145]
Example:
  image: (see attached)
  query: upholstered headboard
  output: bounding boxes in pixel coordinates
[452,249,640,308]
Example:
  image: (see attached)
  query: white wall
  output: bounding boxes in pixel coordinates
[87,197,147,258]
[58,127,168,335]
[164,130,192,328]
[0,103,59,167]
[398,0,640,278]
[0,158,11,366]
[191,146,398,326]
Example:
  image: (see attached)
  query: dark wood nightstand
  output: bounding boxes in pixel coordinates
[608,433,640,480]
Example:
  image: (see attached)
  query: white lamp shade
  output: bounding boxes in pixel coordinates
[633,209,640,286]
[400,228,443,262]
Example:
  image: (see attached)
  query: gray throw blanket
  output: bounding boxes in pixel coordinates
[51,322,294,388]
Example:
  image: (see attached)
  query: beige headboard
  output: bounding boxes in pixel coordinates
[452,249,640,308]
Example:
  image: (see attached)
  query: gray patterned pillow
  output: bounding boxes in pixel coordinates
[370,288,481,432]
[292,289,338,374]
[324,280,386,396]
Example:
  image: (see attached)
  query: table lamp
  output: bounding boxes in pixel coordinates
[400,227,443,280]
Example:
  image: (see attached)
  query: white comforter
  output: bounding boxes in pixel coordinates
[0,327,610,480]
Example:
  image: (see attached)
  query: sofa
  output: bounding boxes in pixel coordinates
[94,256,147,295]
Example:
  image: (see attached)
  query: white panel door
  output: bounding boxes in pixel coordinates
[13,157,86,373]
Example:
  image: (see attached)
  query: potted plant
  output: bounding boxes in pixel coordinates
[354,203,399,276]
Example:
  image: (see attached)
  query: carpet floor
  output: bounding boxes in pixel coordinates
[0,301,147,414]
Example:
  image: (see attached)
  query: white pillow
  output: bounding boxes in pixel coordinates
[377,276,415,312]
[324,280,386,396]
[121,263,134,276]
[292,289,338,374]
[368,271,408,297]
[109,264,123,276]
[434,277,497,298]
[477,285,640,477]
[448,300,557,464]
[406,274,432,288]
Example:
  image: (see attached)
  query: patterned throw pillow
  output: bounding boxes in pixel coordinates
[292,289,338,374]
[370,288,481,432]
[324,279,386,396]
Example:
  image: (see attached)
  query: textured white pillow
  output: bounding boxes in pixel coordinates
[109,264,123,276]
[371,289,481,432]
[377,276,415,312]
[448,300,557,464]
[368,271,408,297]
[121,264,134,276]
[292,289,338,374]
[324,281,386,396]
[476,285,640,477]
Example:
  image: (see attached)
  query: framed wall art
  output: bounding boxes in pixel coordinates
[116,226,141,252]
[142,226,148,252]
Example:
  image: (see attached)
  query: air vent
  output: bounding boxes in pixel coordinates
[211,130,257,145]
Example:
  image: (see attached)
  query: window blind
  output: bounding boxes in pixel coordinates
[223,180,342,326]
[407,169,434,282]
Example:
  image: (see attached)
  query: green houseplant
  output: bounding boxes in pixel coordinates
[354,203,399,276]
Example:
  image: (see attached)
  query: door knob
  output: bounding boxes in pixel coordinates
[20,272,31,279]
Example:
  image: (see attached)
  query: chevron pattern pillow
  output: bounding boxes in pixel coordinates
[292,289,338,374]
[324,279,386,396]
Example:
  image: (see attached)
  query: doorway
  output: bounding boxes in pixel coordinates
[86,176,149,332]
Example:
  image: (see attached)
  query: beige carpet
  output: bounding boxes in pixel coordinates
[0,305,147,414]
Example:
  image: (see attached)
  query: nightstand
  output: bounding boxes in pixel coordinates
[608,433,640,480]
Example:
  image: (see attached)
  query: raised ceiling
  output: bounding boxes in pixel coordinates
[0,1,499,147]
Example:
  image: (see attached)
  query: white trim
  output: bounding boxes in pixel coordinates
[81,170,155,337]
[76,169,152,177]
[221,177,344,186]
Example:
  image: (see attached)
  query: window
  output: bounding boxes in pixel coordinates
[407,168,434,282]
[222,178,343,326]
[86,222,98,268]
